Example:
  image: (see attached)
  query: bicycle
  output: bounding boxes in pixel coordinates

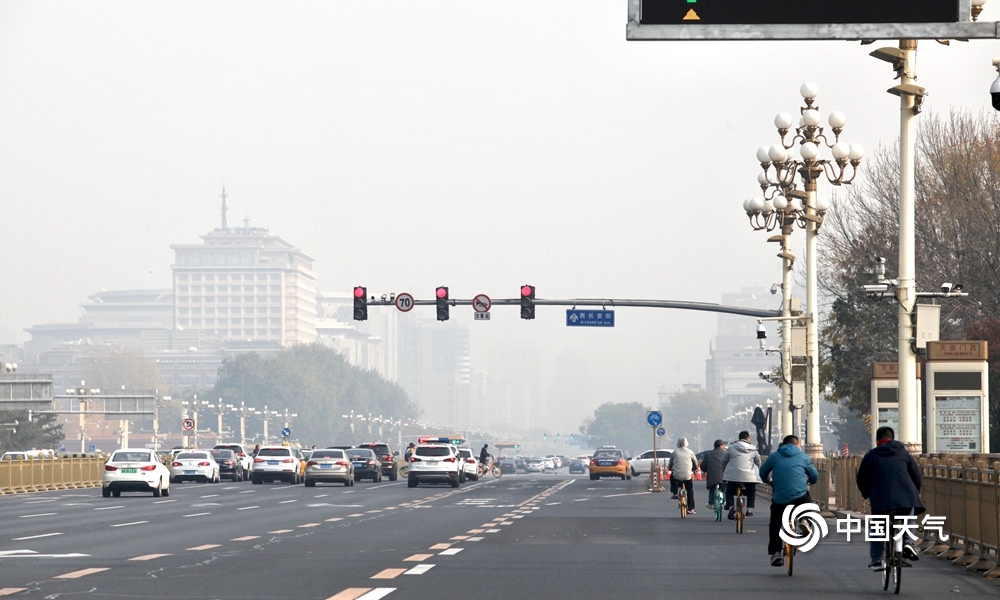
[712,484,725,522]
[677,481,688,518]
[877,513,909,594]
[477,457,503,479]
[398,463,410,478]
[734,484,746,534]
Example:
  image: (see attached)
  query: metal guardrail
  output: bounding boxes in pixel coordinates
[827,454,1000,580]
[0,454,107,494]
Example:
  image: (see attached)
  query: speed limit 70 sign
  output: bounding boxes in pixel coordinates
[395,293,414,312]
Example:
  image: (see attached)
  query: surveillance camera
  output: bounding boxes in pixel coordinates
[992,77,1000,111]
[770,283,779,295]
[756,323,766,340]
[941,282,953,293]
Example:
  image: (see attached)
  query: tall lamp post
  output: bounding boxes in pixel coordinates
[66,382,100,453]
[234,402,255,446]
[752,82,864,458]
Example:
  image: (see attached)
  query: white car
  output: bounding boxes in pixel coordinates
[102,448,171,498]
[545,455,562,469]
[541,457,556,471]
[170,450,221,483]
[524,459,543,473]
[456,447,479,481]
[629,449,673,476]
[250,445,301,484]
[407,441,461,488]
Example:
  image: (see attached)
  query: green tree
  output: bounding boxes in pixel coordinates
[579,402,650,455]
[661,388,727,452]
[819,111,1000,446]
[211,343,420,445]
[0,410,64,453]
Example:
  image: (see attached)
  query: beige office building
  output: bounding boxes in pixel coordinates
[171,224,317,346]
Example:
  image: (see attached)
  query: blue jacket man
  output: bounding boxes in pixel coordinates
[758,435,818,567]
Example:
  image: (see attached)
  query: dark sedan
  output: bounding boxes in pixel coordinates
[210,449,245,482]
[347,448,383,482]
[568,459,588,474]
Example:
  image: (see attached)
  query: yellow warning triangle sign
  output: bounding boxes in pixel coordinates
[682,9,700,21]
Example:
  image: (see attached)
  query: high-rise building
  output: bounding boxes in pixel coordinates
[171,207,317,346]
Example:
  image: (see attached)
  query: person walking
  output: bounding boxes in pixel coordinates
[699,439,727,509]
[856,426,924,569]
[667,437,699,514]
[722,430,762,518]
[759,434,819,567]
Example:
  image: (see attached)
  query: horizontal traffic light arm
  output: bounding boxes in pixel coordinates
[365,296,779,318]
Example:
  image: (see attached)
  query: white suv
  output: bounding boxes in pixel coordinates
[456,447,479,481]
[250,445,301,484]
[407,442,461,488]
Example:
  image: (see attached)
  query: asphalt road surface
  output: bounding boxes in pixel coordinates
[0,472,996,599]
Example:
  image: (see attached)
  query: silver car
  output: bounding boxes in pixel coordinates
[304,448,354,487]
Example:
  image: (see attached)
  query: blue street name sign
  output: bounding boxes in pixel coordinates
[566,309,615,327]
[646,411,663,427]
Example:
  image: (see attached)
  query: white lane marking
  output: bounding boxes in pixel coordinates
[438,548,463,556]
[192,503,222,507]
[467,536,484,541]
[200,494,219,498]
[354,589,396,600]
[94,505,125,511]
[237,506,259,511]
[0,550,89,559]
[238,490,256,494]
[279,500,297,504]
[111,521,149,528]
[602,492,650,498]
[485,529,500,533]
[24,499,57,504]
[405,564,435,575]
[315,493,329,498]
[19,513,57,518]
[572,498,589,502]
[545,502,561,505]
[182,512,210,518]
[12,532,63,541]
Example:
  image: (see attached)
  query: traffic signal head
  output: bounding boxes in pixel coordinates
[435,286,449,321]
[520,284,535,320]
[353,286,368,321]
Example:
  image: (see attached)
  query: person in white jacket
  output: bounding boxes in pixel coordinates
[667,437,699,514]
[721,431,762,519]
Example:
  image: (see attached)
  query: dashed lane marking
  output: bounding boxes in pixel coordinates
[467,537,484,541]
[467,529,484,534]
[269,529,293,534]
[404,554,432,561]
[55,568,108,579]
[111,521,148,527]
[405,564,434,575]
[326,588,395,600]
[279,500,297,504]
[347,513,364,517]
[439,548,463,556]
[450,535,470,540]
[12,533,62,541]
[187,544,221,551]
[25,499,57,504]
[371,568,406,579]
[237,506,259,511]
[129,554,170,561]
[325,517,343,522]
[182,513,210,518]
[20,513,57,518]
[298,523,320,528]
[231,536,260,541]
[485,529,500,533]
[0,589,27,596]
[94,506,124,511]
[153,499,176,504]
[428,543,452,550]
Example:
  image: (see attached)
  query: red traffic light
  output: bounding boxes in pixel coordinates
[521,285,533,297]
[353,286,366,299]
[436,287,449,299]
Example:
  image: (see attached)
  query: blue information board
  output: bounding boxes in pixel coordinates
[566,310,615,327]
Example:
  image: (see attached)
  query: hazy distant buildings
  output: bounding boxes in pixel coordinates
[171,220,317,346]
[705,287,780,409]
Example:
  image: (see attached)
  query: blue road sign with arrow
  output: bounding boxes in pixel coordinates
[646,411,663,427]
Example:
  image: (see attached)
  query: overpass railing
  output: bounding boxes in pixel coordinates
[0,454,108,494]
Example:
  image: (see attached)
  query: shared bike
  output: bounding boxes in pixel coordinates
[677,481,688,518]
[734,484,747,534]
[711,484,725,522]
[477,457,503,479]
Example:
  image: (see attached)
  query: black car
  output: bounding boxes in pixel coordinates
[347,448,382,482]
[568,459,588,474]
[210,449,244,482]
[498,457,517,474]
[356,442,398,481]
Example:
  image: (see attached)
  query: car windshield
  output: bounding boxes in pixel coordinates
[177,452,208,460]
[348,450,376,460]
[112,451,152,462]
[311,450,344,459]
[415,446,450,457]
[257,448,290,457]
[594,450,620,458]
[211,450,233,458]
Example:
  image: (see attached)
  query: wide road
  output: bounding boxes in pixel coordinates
[0,472,995,599]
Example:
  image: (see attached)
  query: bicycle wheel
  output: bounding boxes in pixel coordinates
[892,546,902,594]
[881,542,890,591]
[491,466,503,478]
[399,465,410,478]
[679,490,687,518]
[736,510,743,534]
[785,542,794,576]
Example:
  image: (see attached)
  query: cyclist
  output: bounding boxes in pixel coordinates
[479,444,491,468]
[699,439,727,509]
[759,434,818,567]
[856,426,924,569]
[722,430,762,519]
[667,437,698,514]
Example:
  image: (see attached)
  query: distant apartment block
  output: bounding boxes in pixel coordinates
[171,223,317,346]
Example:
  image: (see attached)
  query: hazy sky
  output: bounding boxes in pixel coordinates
[1,2,998,427]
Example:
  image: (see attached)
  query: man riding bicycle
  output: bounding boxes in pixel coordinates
[479,444,492,467]
[759,434,818,567]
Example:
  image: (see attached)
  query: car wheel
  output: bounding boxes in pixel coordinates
[620,473,627,480]
[112,490,121,497]
[346,477,354,487]
[162,484,170,497]
[102,487,111,498]
[450,474,460,488]
[389,470,397,482]
[590,474,598,481]
[631,467,637,477]
[251,475,261,485]
[407,475,418,488]
[153,483,162,497]
[305,479,316,487]
[459,470,466,484]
